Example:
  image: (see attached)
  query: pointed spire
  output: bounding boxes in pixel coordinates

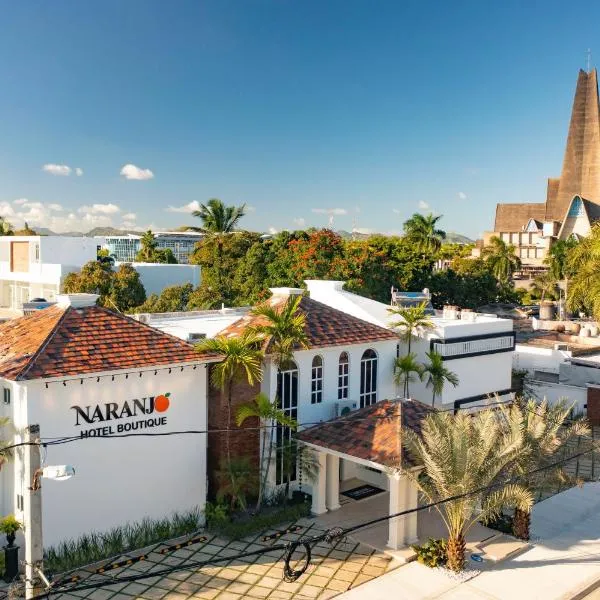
[546,68,600,221]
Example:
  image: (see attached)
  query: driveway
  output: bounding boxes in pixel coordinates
[338,482,600,600]
[46,517,400,599]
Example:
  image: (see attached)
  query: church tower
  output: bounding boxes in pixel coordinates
[546,68,600,221]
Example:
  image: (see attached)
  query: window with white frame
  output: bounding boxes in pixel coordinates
[360,349,378,408]
[338,352,349,400]
[311,355,323,404]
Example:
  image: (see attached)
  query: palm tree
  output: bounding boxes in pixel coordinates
[566,224,600,318]
[422,351,459,408]
[136,230,158,262]
[388,302,434,355]
[393,353,424,398]
[236,393,297,511]
[530,271,559,302]
[250,295,309,366]
[401,407,533,572]
[191,199,246,292]
[216,456,258,511]
[0,217,13,236]
[507,399,589,540]
[197,331,264,485]
[482,236,521,285]
[403,213,446,254]
[545,238,577,282]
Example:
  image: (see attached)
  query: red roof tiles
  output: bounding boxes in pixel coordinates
[297,399,433,468]
[218,295,398,351]
[0,305,217,381]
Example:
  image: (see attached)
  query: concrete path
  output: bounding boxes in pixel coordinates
[339,482,600,600]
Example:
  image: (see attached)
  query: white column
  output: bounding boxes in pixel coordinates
[311,451,328,515]
[387,472,404,550]
[403,476,419,545]
[326,454,340,511]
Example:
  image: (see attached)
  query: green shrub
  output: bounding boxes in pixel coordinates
[411,538,447,568]
[44,507,203,574]
[204,501,229,527]
[0,515,22,536]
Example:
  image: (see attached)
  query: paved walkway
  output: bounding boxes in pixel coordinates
[338,482,600,600]
[47,517,400,599]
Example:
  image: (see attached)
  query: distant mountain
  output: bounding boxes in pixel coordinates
[35,226,142,237]
[445,232,474,244]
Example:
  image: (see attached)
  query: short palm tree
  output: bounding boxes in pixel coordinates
[191,199,246,292]
[530,271,559,302]
[236,393,297,511]
[394,353,424,398]
[482,236,521,285]
[216,456,258,511]
[388,302,434,355]
[403,213,446,254]
[136,230,158,262]
[422,351,459,408]
[402,407,533,572]
[250,294,309,366]
[507,399,590,540]
[197,331,264,483]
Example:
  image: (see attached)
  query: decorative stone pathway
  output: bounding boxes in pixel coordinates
[46,517,400,599]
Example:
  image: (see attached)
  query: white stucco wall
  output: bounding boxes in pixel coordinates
[117,263,201,296]
[526,380,588,412]
[2,364,208,548]
[513,344,571,374]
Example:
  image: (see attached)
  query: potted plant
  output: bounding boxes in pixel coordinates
[0,515,22,547]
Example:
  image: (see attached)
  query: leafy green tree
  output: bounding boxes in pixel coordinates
[236,393,297,511]
[566,225,600,317]
[482,236,521,285]
[135,230,178,264]
[216,457,258,511]
[133,283,195,313]
[545,238,577,281]
[394,353,424,397]
[197,332,264,487]
[530,271,559,302]
[107,264,147,311]
[388,302,434,354]
[403,213,446,254]
[422,351,459,408]
[402,407,533,572]
[63,260,113,298]
[287,229,346,282]
[0,217,14,236]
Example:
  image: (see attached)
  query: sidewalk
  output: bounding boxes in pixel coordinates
[339,482,600,600]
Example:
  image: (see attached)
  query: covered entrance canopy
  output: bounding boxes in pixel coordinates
[297,399,432,550]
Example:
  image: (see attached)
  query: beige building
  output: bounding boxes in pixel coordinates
[482,68,600,274]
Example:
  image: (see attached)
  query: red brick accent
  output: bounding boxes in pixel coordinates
[587,387,600,426]
[206,365,261,499]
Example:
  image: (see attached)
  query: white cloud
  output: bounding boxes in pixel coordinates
[121,221,138,230]
[122,212,136,221]
[78,203,120,215]
[418,200,430,210]
[392,208,401,215]
[458,191,467,200]
[75,167,83,177]
[268,227,278,235]
[293,217,306,228]
[311,208,347,215]
[13,198,28,206]
[166,200,201,214]
[120,163,154,181]
[48,203,63,212]
[0,202,15,217]
[246,205,256,212]
[42,164,72,176]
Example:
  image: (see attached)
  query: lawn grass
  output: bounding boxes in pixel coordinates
[44,507,203,574]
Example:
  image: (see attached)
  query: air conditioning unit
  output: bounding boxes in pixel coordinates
[333,400,357,418]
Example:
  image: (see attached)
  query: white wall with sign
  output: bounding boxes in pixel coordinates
[5,365,208,547]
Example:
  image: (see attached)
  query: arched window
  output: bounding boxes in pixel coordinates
[360,349,378,408]
[276,360,299,485]
[311,356,323,404]
[338,352,349,400]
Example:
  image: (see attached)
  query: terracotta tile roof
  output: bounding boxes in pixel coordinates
[0,305,218,381]
[493,203,547,232]
[218,294,398,351]
[297,399,433,468]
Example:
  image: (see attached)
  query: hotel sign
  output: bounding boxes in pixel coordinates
[70,393,171,437]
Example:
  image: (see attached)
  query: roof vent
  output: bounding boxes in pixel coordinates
[56,293,100,308]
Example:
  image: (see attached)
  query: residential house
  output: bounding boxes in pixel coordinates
[0,294,218,547]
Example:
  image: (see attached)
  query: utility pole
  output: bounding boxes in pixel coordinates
[24,425,43,599]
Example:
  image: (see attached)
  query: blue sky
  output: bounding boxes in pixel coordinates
[0,1,597,237]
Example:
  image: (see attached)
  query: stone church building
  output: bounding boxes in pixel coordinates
[482,68,600,273]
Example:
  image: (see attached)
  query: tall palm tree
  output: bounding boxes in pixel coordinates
[250,295,309,366]
[566,224,600,318]
[197,331,264,485]
[388,302,434,355]
[506,399,589,540]
[545,238,577,282]
[402,407,533,572]
[482,236,521,285]
[530,271,559,302]
[191,199,246,292]
[403,213,446,254]
[393,353,424,398]
[422,351,459,408]
[236,393,297,511]
[136,230,158,262]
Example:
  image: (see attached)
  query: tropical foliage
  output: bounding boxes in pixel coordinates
[401,407,533,572]
[482,236,521,284]
[422,351,458,408]
[388,302,434,354]
[566,224,600,317]
[394,353,424,398]
[403,213,446,254]
[135,230,177,264]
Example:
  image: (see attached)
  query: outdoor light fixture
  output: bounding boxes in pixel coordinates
[154,370,157,375]
[112,375,115,381]
[62,381,66,387]
[125,374,129,379]
[42,465,76,481]
[168,368,172,374]
[181,367,184,372]
[80,379,83,385]
[45,383,48,389]
[139,372,142,378]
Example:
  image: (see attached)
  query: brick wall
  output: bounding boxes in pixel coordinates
[206,365,261,499]
[587,387,600,426]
